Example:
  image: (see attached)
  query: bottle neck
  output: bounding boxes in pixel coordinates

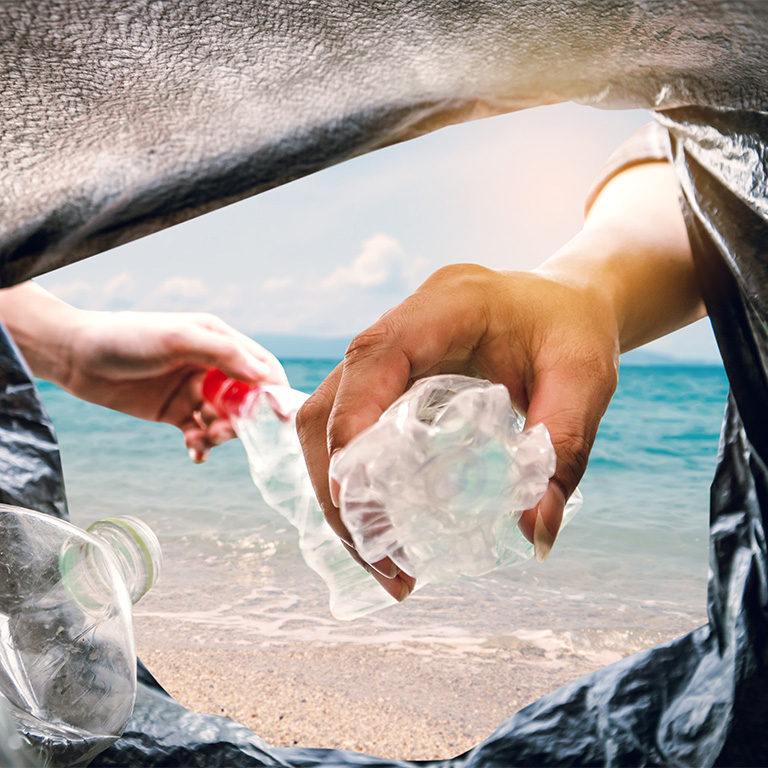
[202,367,306,424]
[202,368,256,419]
[87,517,163,604]
[60,516,163,613]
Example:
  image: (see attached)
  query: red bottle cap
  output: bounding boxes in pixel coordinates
[202,368,259,418]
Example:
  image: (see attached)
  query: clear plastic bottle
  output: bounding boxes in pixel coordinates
[0,697,39,767]
[0,506,162,768]
[202,369,397,621]
[329,375,583,585]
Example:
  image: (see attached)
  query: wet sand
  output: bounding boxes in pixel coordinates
[128,543,697,761]
[134,617,673,761]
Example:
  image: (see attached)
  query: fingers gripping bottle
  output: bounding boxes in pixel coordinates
[0,506,162,768]
[202,369,397,621]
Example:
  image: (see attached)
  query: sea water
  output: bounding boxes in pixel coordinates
[38,361,728,659]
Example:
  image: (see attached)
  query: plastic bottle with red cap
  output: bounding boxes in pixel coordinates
[202,369,397,620]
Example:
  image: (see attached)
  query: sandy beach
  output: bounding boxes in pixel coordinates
[125,518,703,762]
[134,613,680,761]
[136,634,601,760]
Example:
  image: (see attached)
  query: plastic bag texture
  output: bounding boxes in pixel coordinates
[1,2,768,766]
[2,2,768,285]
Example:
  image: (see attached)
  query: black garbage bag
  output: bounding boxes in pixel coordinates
[2,2,768,765]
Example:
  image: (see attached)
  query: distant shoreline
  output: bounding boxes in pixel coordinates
[253,334,723,369]
[274,356,726,368]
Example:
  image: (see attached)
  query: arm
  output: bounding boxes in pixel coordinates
[0,281,288,461]
[297,160,702,601]
[540,161,703,353]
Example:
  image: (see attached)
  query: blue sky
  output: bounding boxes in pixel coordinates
[36,102,720,363]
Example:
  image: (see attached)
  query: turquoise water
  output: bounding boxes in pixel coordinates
[38,361,729,652]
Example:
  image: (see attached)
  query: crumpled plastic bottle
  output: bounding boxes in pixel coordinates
[202,369,397,621]
[330,374,583,585]
[0,506,163,768]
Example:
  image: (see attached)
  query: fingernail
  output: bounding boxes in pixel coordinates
[395,579,412,602]
[328,452,341,507]
[532,484,565,562]
[371,560,399,579]
[189,447,209,464]
[533,512,555,562]
[329,479,340,508]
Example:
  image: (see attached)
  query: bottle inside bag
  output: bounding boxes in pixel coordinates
[0,506,162,768]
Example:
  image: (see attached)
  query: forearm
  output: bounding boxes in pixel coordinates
[535,162,705,354]
[0,281,80,385]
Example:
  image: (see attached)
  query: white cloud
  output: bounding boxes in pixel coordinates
[239,232,431,336]
[205,283,244,313]
[101,272,136,307]
[39,231,427,338]
[151,276,209,300]
[320,233,406,291]
[262,277,294,292]
[42,279,96,307]
[42,271,135,310]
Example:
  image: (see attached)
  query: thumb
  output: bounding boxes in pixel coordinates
[517,358,616,561]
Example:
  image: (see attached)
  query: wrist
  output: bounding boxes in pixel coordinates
[533,228,624,343]
[28,304,83,390]
[535,216,703,355]
[52,308,96,392]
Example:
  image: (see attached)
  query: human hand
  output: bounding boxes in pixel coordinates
[296,160,702,603]
[60,310,287,462]
[297,262,621,601]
